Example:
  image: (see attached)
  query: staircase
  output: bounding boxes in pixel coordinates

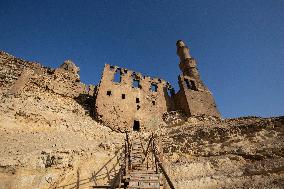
[124,133,162,189]
[91,132,175,189]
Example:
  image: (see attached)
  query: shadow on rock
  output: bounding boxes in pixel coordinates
[74,93,97,120]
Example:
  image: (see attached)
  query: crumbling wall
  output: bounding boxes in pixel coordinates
[176,73,220,117]
[175,41,221,118]
[94,64,174,131]
[0,51,94,98]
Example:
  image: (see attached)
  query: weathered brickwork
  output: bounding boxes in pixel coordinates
[0,51,93,98]
[94,64,174,132]
[94,40,221,131]
[175,40,220,117]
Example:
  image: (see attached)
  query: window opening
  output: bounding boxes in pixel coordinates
[150,83,158,92]
[133,79,140,88]
[133,120,140,131]
[107,91,111,96]
[190,80,198,91]
[113,69,121,83]
[184,79,191,89]
[136,98,140,103]
[122,94,126,99]
[137,105,140,110]
[152,101,156,105]
[167,88,172,97]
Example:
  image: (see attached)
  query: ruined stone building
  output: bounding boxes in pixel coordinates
[1,42,283,189]
[94,40,220,131]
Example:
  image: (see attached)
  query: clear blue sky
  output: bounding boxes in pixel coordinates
[0,0,283,118]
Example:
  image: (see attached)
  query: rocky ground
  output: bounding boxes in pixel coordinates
[0,52,124,189]
[0,51,283,189]
[162,116,284,188]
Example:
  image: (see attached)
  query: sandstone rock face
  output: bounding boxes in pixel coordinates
[59,60,80,82]
[0,52,123,189]
[0,51,93,98]
[162,116,284,188]
[0,51,283,189]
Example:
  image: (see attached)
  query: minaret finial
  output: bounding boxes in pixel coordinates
[176,40,191,62]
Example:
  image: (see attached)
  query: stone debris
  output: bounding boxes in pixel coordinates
[162,111,187,126]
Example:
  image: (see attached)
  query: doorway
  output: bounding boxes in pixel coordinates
[133,120,140,131]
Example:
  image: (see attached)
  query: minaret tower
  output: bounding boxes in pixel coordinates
[175,40,221,117]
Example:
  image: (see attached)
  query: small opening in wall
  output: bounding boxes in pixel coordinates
[113,69,121,83]
[133,120,140,131]
[184,79,191,89]
[150,83,158,92]
[122,94,126,99]
[152,101,156,105]
[190,80,198,91]
[133,79,140,88]
[107,91,111,96]
[167,88,172,97]
[110,65,115,70]
[136,98,140,103]
[137,105,140,110]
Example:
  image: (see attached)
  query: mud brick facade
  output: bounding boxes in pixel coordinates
[94,40,220,131]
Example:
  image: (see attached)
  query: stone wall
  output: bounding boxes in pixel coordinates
[93,40,221,131]
[0,51,94,98]
[177,73,220,117]
[175,41,221,117]
[94,64,174,132]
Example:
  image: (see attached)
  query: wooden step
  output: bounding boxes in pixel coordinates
[128,177,160,181]
[126,178,160,182]
[129,173,160,177]
[129,171,159,175]
[128,185,160,188]
[127,187,160,189]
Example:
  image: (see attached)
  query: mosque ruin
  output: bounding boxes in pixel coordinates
[94,40,220,131]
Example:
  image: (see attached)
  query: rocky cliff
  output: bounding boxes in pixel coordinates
[162,115,284,188]
[0,51,283,189]
[0,52,123,189]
